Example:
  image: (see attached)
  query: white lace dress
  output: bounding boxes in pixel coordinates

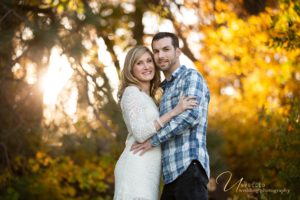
[114,86,162,200]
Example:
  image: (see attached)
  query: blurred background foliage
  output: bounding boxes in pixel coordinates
[0,0,299,199]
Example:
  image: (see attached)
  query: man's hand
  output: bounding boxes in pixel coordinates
[130,139,153,156]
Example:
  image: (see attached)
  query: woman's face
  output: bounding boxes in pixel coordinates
[132,52,155,83]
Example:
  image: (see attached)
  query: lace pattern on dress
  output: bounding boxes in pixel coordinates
[120,86,157,143]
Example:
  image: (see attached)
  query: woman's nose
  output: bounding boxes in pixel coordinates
[144,62,151,69]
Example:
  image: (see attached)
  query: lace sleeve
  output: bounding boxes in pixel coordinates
[120,86,157,143]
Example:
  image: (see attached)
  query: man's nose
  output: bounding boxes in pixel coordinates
[157,51,164,58]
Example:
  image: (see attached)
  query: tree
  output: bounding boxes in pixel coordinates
[194,0,300,198]
[0,0,158,198]
[0,0,159,169]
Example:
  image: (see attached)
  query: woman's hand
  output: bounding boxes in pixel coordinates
[154,96,198,131]
[173,96,198,116]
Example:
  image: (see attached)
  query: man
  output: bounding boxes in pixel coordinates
[131,32,210,200]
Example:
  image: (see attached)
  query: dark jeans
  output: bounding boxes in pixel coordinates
[161,160,209,200]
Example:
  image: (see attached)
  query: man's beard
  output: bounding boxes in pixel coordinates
[158,58,176,71]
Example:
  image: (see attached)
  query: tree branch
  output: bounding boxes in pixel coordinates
[102,37,121,79]
[0,142,12,172]
[0,2,28,22]
[0,9,11,24]
[163,4,197,62]
[78,63,115,134]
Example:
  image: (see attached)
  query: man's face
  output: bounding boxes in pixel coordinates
[152,37,180,73]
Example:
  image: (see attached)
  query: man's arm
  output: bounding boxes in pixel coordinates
[152,70,210,146]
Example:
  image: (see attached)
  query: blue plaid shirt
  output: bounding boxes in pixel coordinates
[151,65,210,184]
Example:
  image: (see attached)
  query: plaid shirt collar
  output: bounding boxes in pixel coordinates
[160,65,187,90]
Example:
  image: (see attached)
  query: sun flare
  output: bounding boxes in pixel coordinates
[42,47,73,106]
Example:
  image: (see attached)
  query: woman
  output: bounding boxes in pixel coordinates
[114,46,197,200]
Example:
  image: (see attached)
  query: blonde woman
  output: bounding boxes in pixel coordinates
[114,46,197,200]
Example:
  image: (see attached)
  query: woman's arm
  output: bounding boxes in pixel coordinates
[121,86,158,143]
[153,96,197,131]
[121,86,197,143]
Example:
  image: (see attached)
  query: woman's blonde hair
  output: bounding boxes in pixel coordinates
[117,46,161,102]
